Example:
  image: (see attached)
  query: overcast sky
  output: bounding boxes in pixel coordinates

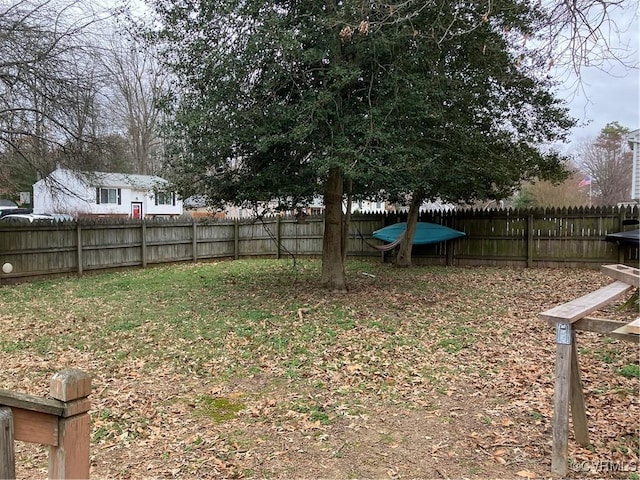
[553,4,639,151]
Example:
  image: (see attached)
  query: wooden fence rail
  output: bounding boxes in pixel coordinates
[0,369,92,479]
[0,206,637,281]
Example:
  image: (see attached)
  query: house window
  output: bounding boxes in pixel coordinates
[96,188,121,205]
[155,191,175,206]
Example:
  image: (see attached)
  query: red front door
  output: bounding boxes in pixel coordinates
[131,202,142,219]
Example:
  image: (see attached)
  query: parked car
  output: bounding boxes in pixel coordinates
[0,199,20,217]
[0,214,56,224]
[0,208,32,217]
[44,213,75,222]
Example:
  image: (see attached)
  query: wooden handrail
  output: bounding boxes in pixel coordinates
[0,369,92,480]
[539,281,633,325]
[0,390,65,416]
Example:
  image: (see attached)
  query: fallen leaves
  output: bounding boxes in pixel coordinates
[1,262,637,479]
[516,469,538,478]
[345,363,363,374]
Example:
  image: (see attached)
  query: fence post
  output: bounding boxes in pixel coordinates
[76,224,83,277]
[618,208,626,264]
[379,215,386,263]
[192,221,198,263]
[0,406,15,479]
[48,369,92,480]
[276,216,281,259]
[446,213,457,266]
[234,219,240,260]
[527,214,534,267]
[141,222,147,268]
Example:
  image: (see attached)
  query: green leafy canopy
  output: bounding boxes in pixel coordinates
[150,0,575,209]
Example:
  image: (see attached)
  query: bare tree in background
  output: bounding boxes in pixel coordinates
[0,0,111,194]
[515,168,590,208]
[57,56,105,166]
[543,0,637,74]
[101,34,168,175]
[578,121,633,205]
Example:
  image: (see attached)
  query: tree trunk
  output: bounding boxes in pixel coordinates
[322,168,348,292]
[396,190,424,267]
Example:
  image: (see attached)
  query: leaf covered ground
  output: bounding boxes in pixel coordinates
[0,259,638,479]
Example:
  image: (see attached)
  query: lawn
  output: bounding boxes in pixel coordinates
[1,259,638,479]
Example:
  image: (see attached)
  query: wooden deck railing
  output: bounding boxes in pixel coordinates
[0,369,91,479]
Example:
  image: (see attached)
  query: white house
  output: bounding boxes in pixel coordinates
[352,198,455,214]
[33,168,183,218]
[627,129,640,202]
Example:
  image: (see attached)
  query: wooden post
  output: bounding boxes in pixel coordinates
[552,322,572,477]
[192,221,198,263]
[141,222,147,268]
[570,333,590,446]
[0,406,15,480]
[446,215,455,266]
[617,208,625,264]
[446,240,454,266]
[380,218,385,264]
[527,214,534,268]
[76,224,83,277]
[276,216,281,259]
[48,369,92,480]
[234,219,240,260]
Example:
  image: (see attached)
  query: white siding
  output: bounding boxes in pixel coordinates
[33,169,183,217]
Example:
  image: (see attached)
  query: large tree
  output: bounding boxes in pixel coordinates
[100,34,168,175]
[150,0,577,289]
[577,122,633,205]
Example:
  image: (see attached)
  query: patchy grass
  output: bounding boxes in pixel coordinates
[619,364,640,379]
[1,258,637,479]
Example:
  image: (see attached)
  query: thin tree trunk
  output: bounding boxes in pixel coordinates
[322,168,348,292]
[396,190,424,267]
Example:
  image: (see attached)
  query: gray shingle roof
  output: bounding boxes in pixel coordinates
[90,172,168,189]
[49,169,169,190]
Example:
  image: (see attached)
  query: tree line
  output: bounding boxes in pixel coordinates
[516,122,635,208]
[0,0,165,198]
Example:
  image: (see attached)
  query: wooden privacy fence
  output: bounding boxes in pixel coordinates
[437,206,638,267]
[0,369,92,479]
[0,206,637,280]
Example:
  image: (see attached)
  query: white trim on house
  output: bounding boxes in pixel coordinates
[33,168,183,218]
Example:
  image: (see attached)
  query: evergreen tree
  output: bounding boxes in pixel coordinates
[150,0,575,288]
